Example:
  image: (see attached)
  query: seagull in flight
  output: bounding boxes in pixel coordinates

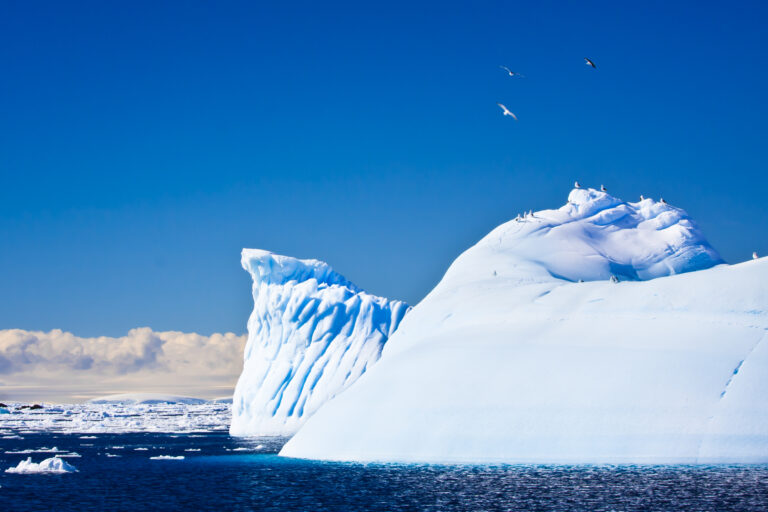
[496,103,518,120]
[584,57,597,69]
[499,66,524,78]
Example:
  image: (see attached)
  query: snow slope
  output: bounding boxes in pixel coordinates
[281,188,768,463]
[230,250,410,436]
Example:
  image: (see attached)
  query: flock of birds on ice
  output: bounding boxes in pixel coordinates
[500,58,760,262]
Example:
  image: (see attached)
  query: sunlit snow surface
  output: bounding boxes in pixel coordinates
[230,250,409,436]
[282,189,768,464]
[0,401,230,435]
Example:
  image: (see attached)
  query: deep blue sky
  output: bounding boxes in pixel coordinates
[1,1,766,336]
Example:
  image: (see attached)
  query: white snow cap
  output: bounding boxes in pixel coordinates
[230,250,409,436]
[447,187,723,288]
[281,188,768,464]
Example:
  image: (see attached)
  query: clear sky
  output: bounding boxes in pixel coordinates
[1,1,766,337]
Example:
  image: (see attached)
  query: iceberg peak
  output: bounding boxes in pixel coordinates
[453,187,723,286]
[241,249,356,289]
[230,249,409,436]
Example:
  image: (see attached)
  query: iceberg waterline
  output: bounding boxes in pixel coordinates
[279,188,768,463]
[229,249,410,436]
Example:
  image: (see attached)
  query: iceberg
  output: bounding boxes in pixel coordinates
[5,457,77,474]
[230,249,410,436]
[281,188,768,464]
[88,393,208,405]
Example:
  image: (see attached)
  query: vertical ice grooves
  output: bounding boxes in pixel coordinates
[230,249,410,436]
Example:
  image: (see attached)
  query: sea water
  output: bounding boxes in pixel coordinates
[2,431,768,511]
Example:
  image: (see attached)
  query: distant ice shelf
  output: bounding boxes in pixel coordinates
[280,188,768,464]
[0,401,231,434]
[229,250,410,436]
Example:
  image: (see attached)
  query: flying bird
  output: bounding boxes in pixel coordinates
[497,103,518,120]
[499,66,524,78]
[584,57,597,69]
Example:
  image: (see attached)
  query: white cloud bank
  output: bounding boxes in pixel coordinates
[0,328,246,403]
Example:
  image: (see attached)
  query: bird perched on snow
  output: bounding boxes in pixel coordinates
[640,195,645,200]
[499,66,524,78]
[496,103,518,120]
[574,181,581,188]
[584,57,597,69]
[754,251,759,260]
[660,198,667,205]
[600,184,607,192]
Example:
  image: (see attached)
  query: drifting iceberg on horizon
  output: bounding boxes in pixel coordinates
[229,250,410,436]
[88,393,208,405]
[5,457,77,474]
[281,188,768,464]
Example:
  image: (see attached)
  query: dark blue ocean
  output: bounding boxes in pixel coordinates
[2,432,768,511]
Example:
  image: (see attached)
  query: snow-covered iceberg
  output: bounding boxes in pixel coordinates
[230,250,409,436]
[5,457,77,474]
[281,188,768,464]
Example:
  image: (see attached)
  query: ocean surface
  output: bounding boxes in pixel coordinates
[2,432,768,511]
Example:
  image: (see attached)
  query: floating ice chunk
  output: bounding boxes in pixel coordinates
[149,455,184,460]
[5,447,63,454]
[5,457,77,474]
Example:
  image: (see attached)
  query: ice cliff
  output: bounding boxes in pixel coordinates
[229,249,410,436]
[281,188,768,463]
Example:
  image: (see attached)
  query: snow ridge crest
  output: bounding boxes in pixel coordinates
[467,187,724,284]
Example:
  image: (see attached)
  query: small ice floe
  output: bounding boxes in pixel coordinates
[5,447,64,454]
[2,435,23,440]
[183,448,201,452]
[79,436,98,439]
[230,444,264,452]
[56,452,81,458]
[134,447,149,451]
[149,455,184,460]
[110,446,125,450]
[5,457,78,474]
[105,453,121,458]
